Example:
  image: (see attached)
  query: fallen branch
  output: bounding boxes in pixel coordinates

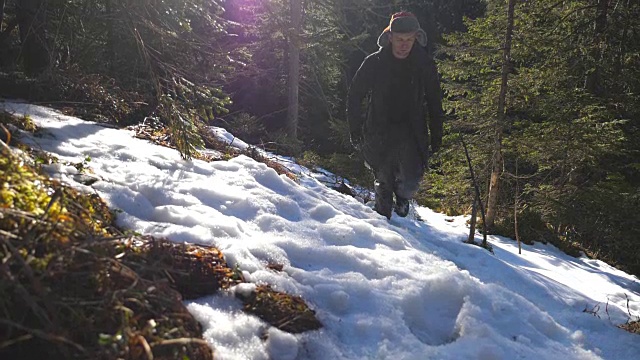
[460,134,489,250]
[0,319,86,353]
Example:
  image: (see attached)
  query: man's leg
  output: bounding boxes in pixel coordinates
[362,140,396,220]
[394,144,426,217]
[374,165,395,219]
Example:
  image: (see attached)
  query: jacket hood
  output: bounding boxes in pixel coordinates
[377,12,427,48]
[377,28,427,48]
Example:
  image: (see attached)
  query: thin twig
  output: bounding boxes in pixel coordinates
[0,334,33,349]
[0,319,86,353]
[1,124,10,146]
[135,335,154,360]
[515,157,521,254]
[0,236,53,328]
[151,337,210,347]
[460,134,488,248]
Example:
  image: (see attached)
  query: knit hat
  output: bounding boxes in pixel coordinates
[377,12,427,48]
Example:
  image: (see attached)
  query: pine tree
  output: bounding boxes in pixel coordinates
[438,0,639,272]
[16,0,49,75]
[1,0,233,160]
[485,0,516,231]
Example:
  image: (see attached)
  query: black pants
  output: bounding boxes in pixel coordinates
[363,139,425,218]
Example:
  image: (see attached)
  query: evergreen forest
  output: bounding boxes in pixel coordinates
[1,0,639,277]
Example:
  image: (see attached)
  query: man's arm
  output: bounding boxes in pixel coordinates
[424,55,444,153]
[347,55,375,144]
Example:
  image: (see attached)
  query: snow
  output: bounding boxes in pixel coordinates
[3,101,640,360]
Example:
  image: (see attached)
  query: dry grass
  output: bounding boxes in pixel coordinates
[129,120,298,179]
[1,113,322,359]
[239,285,322,334]
[619,320,640,334]
[0,138,215,359]
[117,236,245,300]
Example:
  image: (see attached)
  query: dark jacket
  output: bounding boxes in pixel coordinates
[347,45,443,167]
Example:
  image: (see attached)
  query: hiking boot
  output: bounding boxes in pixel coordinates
[394,197,410,217]
[374,180,393,219]
[374,199,392,219]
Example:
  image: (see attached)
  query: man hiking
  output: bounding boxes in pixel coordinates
[347,11,444,219]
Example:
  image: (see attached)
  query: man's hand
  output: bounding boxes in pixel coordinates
[350,132,363,150]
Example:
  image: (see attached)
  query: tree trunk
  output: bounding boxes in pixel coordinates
[16,0,49,75]
[485,0,516,231]
[106,0,116,74]
[485,139,502,231]
[585,0,608,96]
[286,0,302,140]
[1,0,6,33]
[614,0,631,77]
[461,134,487,247]
[514,158,521,254]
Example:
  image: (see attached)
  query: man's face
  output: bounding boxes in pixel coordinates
[389,31,417,59]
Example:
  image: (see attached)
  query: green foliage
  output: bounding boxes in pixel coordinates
[437,0,640,274]
[70,155,92,173]
[327,115,355,152]
[298,150,373,192]
[556,177,640,272]
[221,112,266,145]
[1,0,233,159]
[0,152,60,218]
[2,0,640,278]
[0,110,35,129]
[222,0,289,134]
[159,95,206,161]
[0,111,36,146]
[223,0,485,154]
[417,150,473,215]
[256,130,302,156]
[1,139,322,357]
